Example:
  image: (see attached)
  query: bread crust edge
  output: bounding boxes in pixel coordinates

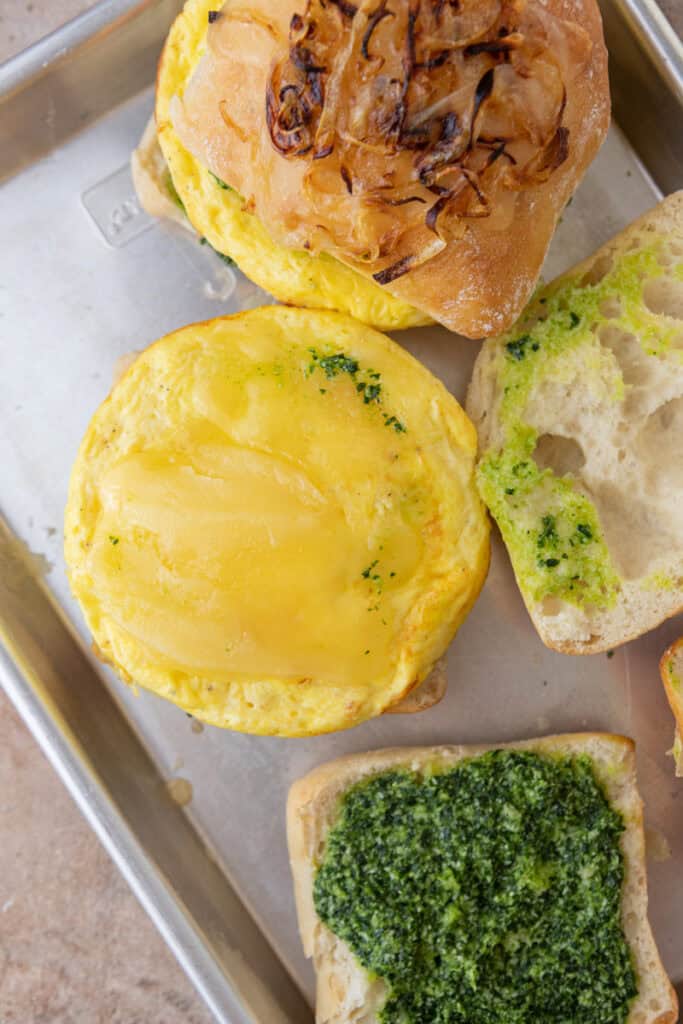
[466,190,683,655]
[287,734,677,1024]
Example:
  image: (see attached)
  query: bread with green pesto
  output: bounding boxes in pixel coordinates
[467,192,683,653]
[288,734,676,1024]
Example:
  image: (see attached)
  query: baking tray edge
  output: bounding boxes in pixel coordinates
[1,1,683,1022]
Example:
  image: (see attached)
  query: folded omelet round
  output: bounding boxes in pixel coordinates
[64,307,489,736]
[156,0,428,331]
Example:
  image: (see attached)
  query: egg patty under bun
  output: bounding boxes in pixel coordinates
[160,0,609,337]
[156,0,429,331]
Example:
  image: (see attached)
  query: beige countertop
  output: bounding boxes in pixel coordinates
[0,695,212,1024]
[0,1,681,1022]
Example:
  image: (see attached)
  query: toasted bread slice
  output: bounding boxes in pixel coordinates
[661,637,683,776]
[467,193,683,654]
[288,735,676,1024]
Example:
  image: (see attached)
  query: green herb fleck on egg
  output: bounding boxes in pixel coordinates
[199,236,236,266]
[307,349,407,432]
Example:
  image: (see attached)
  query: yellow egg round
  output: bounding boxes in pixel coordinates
[155,0,429,332]
[64,308,489,735]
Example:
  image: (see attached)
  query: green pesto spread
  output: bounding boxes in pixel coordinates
[199,235,236,267]
[306,348,407,432]
[166,165,235,263]
[314,751,637,1024]
[478,430,620,608]
[209,170,232,190]
[477,238,683,612]
[165,170,186,214]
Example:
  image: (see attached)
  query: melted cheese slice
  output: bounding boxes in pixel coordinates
[65,308,489,735]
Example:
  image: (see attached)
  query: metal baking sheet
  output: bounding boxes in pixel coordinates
[1,1,682,1020]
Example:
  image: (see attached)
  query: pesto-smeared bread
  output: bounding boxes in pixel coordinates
[661,637,683,776]
[467,193,683,653]
[288,735,676,1024]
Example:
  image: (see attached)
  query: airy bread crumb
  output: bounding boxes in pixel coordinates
[467,192,683,653]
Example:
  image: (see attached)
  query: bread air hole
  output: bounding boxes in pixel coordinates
[523,292,683,591]
[598,324,652,390]
[643,276,683,319]
[586,344,683,577]
[591,478,678,579]
[599,295,622,319]
[533,434,586,477]
[636,396,683,495]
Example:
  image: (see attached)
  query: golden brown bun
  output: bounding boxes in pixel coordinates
[387,0,611,338]
[169,0,610,337]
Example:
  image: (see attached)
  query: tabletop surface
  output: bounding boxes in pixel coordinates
[0,2,681,1023]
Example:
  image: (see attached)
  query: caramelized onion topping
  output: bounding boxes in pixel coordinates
[265,0,579,278]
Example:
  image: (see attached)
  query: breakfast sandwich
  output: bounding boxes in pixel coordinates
[467,192,683,652]
[288,734,677,1024]
[136,0,610,336]
[64,307,489,736]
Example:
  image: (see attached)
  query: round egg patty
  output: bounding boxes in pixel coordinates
[64,307,489,735]
[155,0,429,331]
